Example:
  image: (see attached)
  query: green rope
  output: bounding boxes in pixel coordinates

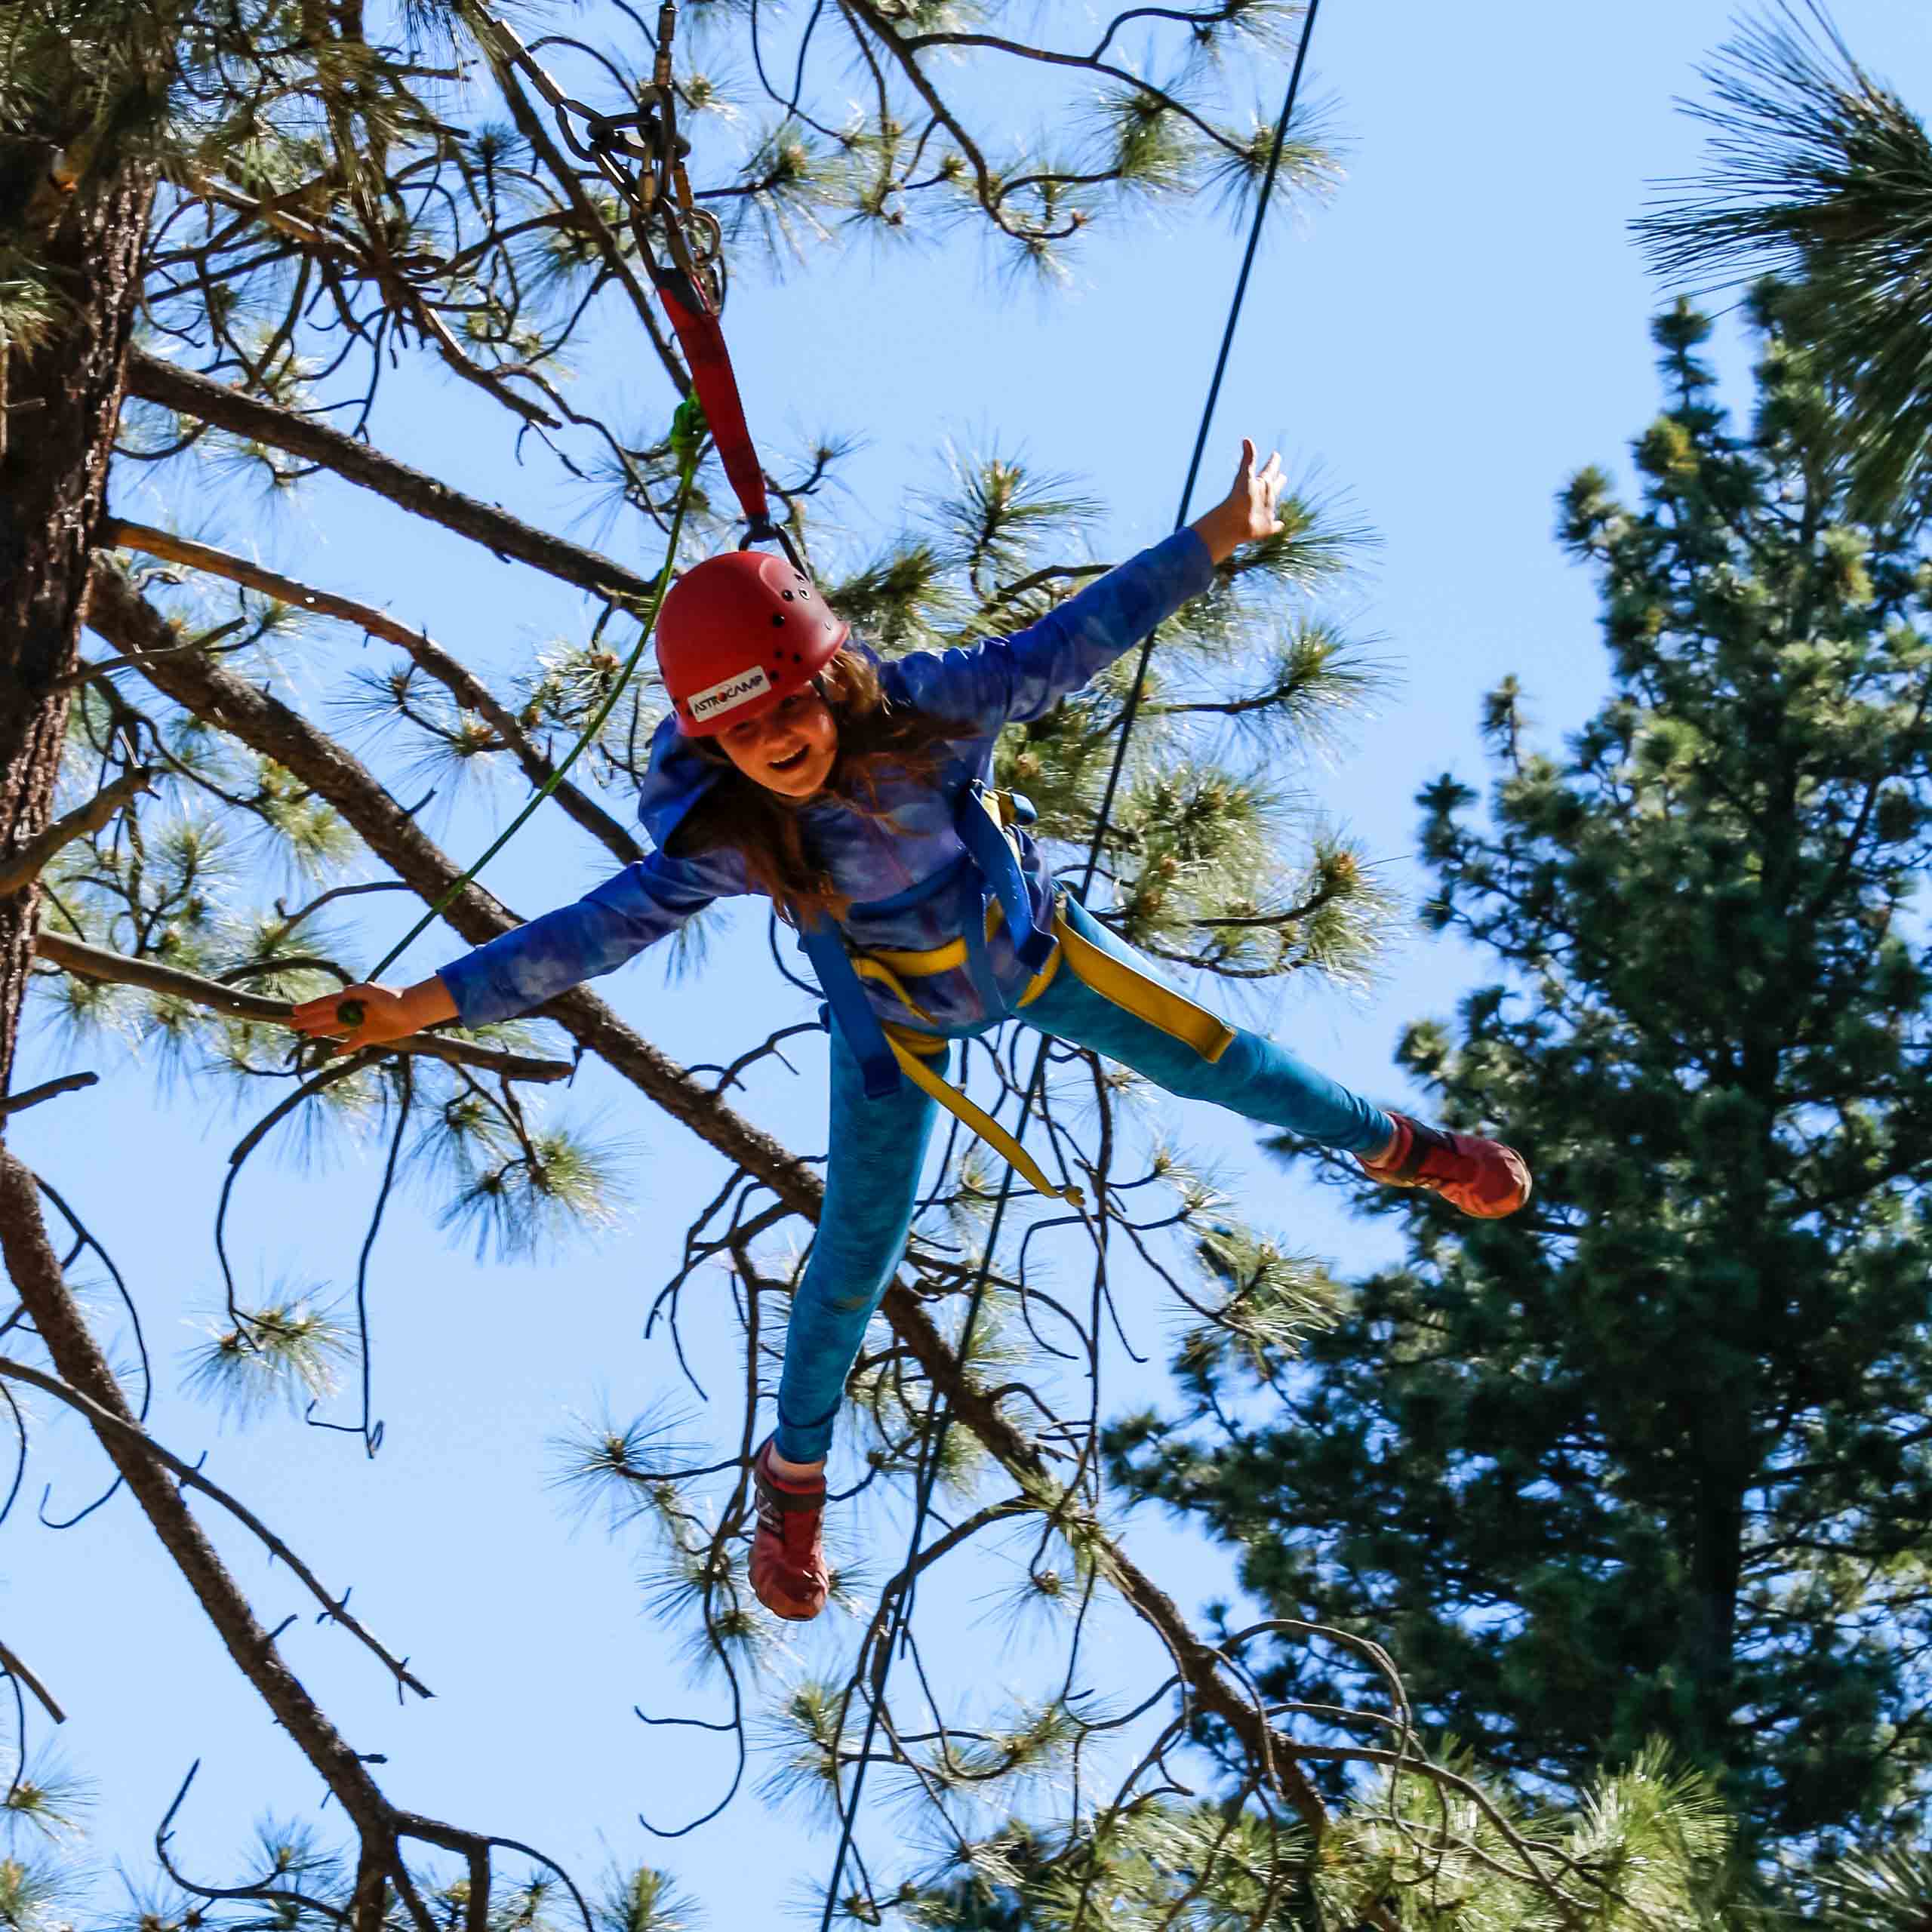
[337,395,707,1026]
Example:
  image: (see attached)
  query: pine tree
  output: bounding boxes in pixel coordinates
[1111,298,1932,1851]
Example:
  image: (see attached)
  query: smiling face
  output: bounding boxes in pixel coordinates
[713,686,840,798]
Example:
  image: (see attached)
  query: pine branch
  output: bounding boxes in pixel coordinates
[90,558,1331,1836]
[0,1350,432,1700]
[35,931,571,1084]
[100,517,647,868]
[122,353,665,611]
[0,767,152,895]
[1635,3,1932,505]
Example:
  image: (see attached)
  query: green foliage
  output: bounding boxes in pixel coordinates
[0,1755,94,1849]
[1814,1844,1932,1930]
[437,1120,634,1263]
[0,1853,78,1932]
[1203,102,1343,223]
[594,1865,705,1932]
[1636,4,1932,512]
[1111,302,1932,1847]
[1171,1223,1343,1389]
[546,1401,708,1531]
[181,1296,352,1421]
[900,1746,1746,1930]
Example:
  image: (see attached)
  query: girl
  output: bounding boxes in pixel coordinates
[291,441,1530,1623]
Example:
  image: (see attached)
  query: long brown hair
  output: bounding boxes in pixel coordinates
[668,647,965,923]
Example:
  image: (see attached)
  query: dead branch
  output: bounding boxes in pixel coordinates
[0,767,152,895]
[0,1349,431,1700]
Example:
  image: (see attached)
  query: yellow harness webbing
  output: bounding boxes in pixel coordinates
[884,1032,1078,1207]
[852,898,1237,1205]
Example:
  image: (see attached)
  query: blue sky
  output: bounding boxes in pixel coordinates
[14,2,1932,1924]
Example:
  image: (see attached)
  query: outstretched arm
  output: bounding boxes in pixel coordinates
[891,439,1288,730]
[290,971,458,1053]
[288,846,743,1051]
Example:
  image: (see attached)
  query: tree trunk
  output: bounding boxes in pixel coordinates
[0,158,416,1837]
[0,158,152,1097]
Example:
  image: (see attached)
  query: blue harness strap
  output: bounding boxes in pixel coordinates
[804,783,1053,1102]
[958,869,1006,1022]
[955,786,1056,974]
[798,916,903,1100]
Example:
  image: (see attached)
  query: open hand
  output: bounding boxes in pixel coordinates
[1191,438,1286,563]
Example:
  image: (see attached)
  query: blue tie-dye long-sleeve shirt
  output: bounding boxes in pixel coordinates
[437,528,1215,1034]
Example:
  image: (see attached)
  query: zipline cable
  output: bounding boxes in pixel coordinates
[814,2,1325,1918]
[1079,0,1325,894]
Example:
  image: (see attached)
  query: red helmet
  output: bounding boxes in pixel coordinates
[657,549,850,737]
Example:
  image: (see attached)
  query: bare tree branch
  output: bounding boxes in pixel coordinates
[0,1636,65,1724]
[0,767,152,895]
[0,1147,405,1832]
[0,1072,100,1118]
[122,353,666,611]
[0,1349,432,1700]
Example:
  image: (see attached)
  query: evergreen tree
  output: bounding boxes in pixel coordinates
[1111,298,1932,1850]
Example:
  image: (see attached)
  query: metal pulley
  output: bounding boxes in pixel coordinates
[475,2,724,313]
[554,81,728,315]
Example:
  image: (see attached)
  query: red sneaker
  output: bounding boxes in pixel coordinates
[1359,1114,1531,1220]
[749,1438,829,1622]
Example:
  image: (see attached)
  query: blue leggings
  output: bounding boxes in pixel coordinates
[773,897,1393,1463]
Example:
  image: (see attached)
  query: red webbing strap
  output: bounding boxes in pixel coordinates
[658,281,772,532]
